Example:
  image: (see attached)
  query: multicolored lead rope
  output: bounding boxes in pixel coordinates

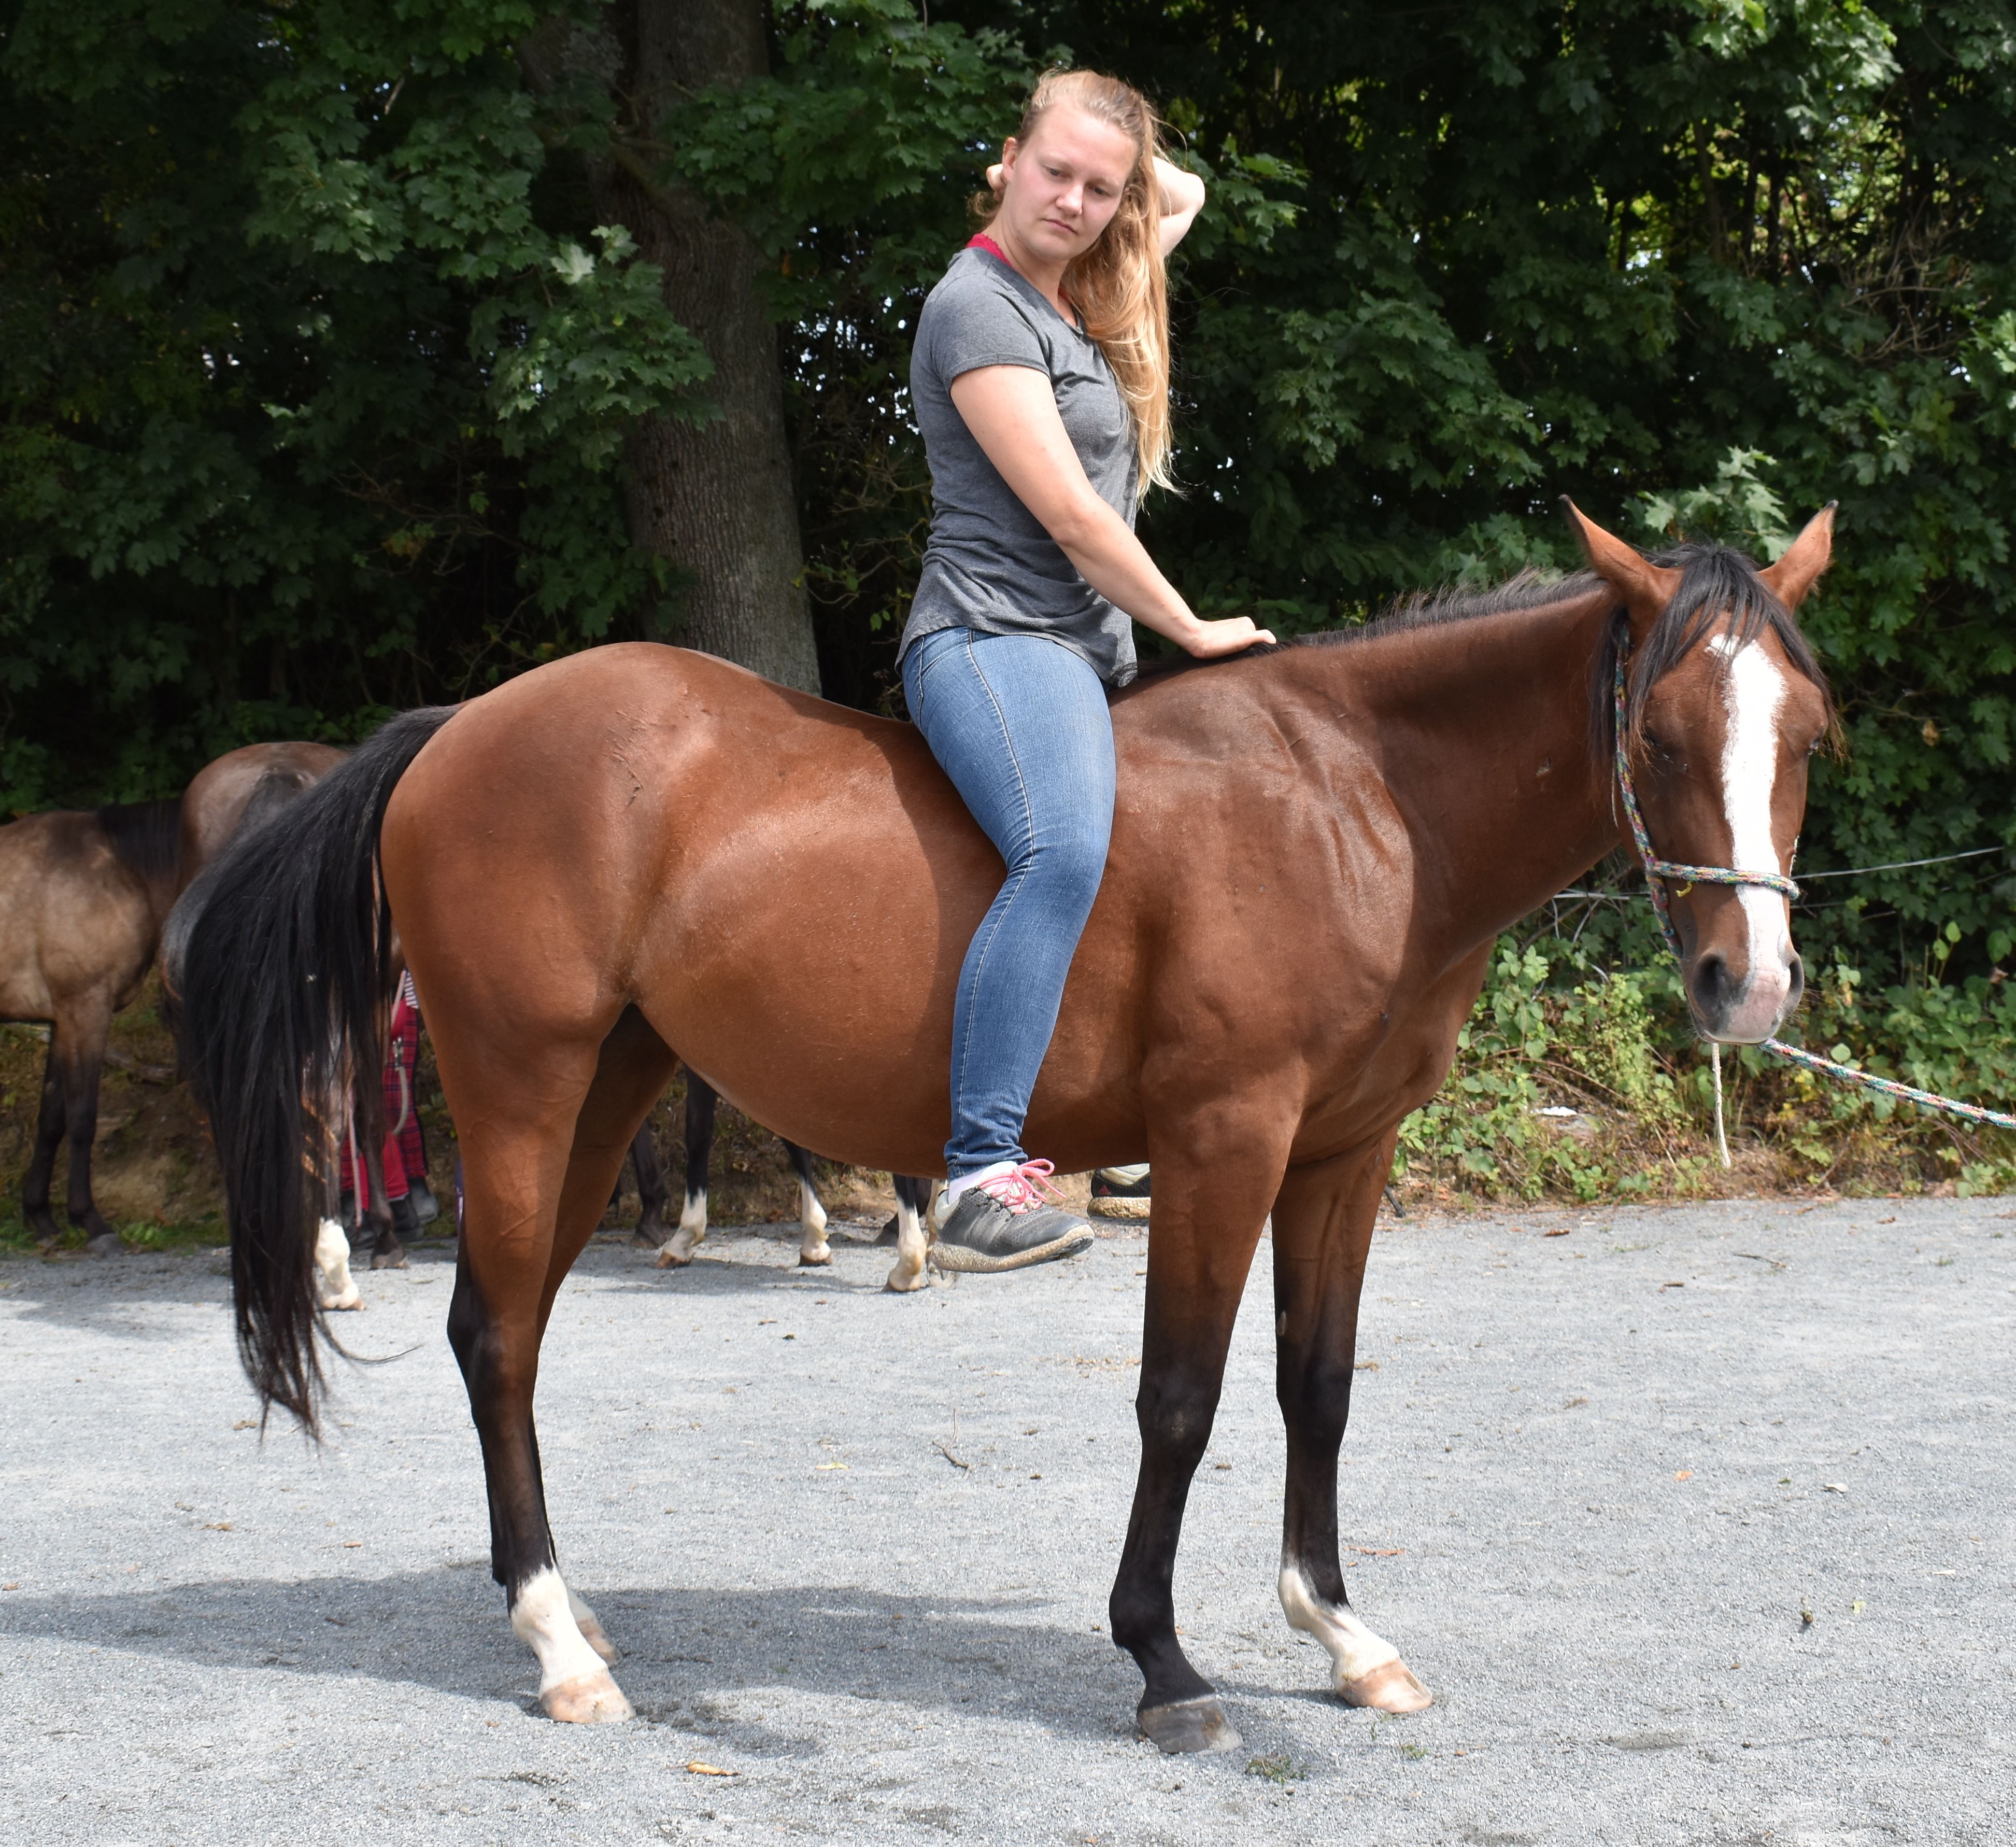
[1611,655,2016,1145]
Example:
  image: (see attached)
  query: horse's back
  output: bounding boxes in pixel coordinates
[177,741,350,889]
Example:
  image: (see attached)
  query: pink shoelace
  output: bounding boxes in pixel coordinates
[973,1159,1068,1216]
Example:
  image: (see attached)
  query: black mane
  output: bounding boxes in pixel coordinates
[1130,541,1833,767]
[1302,566,1605,644]
[95,799,181,884]
[1605,541,1833,764]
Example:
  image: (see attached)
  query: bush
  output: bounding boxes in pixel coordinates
[1395,907,2016,1206]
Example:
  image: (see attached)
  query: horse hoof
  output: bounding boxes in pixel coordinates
[798,1246,832,1267]
[1138,1696,1242,1755]
[82,1232,123,1257]
[319,1288,364,1312]
[541,1668,632,1724]
[1339,1658,1432,1712]
[655,1244,694,1269]
[883,1262,929,1293]
[574,1614,620,1666]
[370,1247,408,1271]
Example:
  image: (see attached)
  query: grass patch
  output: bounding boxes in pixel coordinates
[1245,1752,1307,1785]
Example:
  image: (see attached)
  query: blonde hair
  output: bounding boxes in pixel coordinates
[977,68,1175,494]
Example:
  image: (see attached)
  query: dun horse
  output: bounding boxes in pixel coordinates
[0,801,181,1249]
[181,505,1834,1752]
[0,742,348,1250]
[0,741,343,1251]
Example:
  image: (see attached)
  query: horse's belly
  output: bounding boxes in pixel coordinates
[633,789,1144,1175]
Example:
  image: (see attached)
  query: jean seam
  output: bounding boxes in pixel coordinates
[947,632,1040,1167]
[904,630,953,727]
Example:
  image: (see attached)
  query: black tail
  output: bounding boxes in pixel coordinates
[161,767,345,1040]
[180,709,456,1431]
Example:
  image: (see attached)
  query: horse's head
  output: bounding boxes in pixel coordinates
[1565,501,1836,1044]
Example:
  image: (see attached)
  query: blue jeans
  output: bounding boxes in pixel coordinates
[903,628,1116,1179]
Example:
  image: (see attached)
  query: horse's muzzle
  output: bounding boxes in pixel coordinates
[1690,946,1804,1044]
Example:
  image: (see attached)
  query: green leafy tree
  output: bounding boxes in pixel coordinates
[1,0,712,801]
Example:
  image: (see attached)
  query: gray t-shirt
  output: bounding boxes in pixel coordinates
[899,246,1140,686]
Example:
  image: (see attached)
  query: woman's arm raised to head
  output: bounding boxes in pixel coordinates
[949,365,1270,659]
[1153,156,1205,256]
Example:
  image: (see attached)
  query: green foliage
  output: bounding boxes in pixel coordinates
[1396,942,1694,1203]
[660,1,1042,690]
[0,0,710,801]
[1396,913,2016,1203]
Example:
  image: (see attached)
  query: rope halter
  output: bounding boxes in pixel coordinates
[1612,652,1799,966]
[1611,646,2016,1141]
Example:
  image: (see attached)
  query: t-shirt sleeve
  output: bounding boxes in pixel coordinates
[924,268,1050,386]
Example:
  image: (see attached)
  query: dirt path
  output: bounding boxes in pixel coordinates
[2,1199,2010,1844]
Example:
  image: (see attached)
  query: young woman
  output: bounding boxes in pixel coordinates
[900,68,1273,1273]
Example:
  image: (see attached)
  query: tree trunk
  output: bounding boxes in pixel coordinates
[531,1,821,692]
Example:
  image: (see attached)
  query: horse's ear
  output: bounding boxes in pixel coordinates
[1758,503,1836,610]
[1558,498,1681,632]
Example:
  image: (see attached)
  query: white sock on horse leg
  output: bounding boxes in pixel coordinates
[511,1567,611,1696]
[1278,1558,1400,1688]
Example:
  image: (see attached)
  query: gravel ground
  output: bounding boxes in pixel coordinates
[2,1197,2011,1846]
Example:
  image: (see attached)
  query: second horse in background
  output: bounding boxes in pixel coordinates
[617,1073,933,1293]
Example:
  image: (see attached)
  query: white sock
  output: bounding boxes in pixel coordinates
[942,1160,1019,1210]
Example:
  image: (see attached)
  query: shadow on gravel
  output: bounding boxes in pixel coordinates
[0,1570,1138,1742]
[0,1254,238,1331]
[576,1231,941,1300]
[0,1242,465,1334]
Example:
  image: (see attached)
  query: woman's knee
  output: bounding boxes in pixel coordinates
[1020,824,1111,910]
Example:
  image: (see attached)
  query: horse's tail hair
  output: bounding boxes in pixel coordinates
[161,767,342,1042]
[180,708,456,1433]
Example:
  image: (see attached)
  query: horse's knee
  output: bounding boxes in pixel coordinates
[1276,1356,1357,1448]
[1134,1376,1222,1471]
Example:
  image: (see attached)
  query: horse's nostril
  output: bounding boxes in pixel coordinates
[1785,952,1806,1014]
[1691,953,1735,1018]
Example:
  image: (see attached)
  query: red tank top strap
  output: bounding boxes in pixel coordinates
[966,232,1010,265]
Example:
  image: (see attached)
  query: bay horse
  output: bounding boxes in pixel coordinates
[179,503,1835,1753]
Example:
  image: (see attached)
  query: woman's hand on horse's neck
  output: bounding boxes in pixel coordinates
[949,365,1272,658]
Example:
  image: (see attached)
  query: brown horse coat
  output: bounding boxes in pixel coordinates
[0,741,351,1251]
[176,742,348,894]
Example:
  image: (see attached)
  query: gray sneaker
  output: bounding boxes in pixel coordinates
[930,1160,1095,1274]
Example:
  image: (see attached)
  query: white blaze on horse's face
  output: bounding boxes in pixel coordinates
[1706,631,1797,1041]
